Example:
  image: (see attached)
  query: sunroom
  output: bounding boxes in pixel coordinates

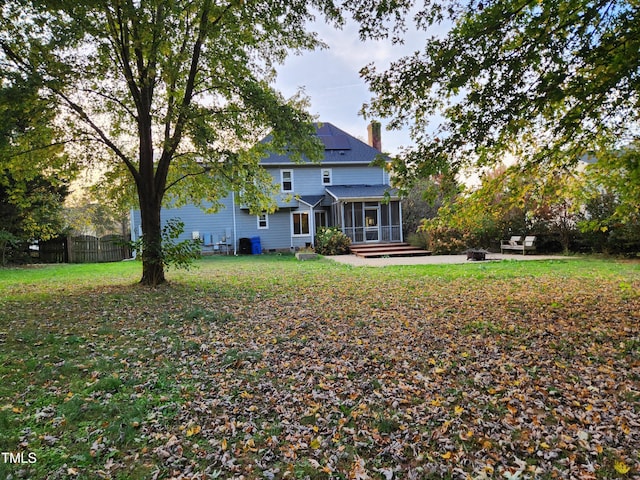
[325,185,403,244]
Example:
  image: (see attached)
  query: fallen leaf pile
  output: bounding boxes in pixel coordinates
[0,258,638,479]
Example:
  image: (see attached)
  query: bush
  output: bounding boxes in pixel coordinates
[130,218,202,270]
[420,223,469,254]
[314,227,351,255]
[407,231,430,250]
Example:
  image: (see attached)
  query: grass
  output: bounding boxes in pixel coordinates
[0,254,639,479]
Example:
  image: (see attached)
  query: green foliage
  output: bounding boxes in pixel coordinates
[419,221,469,254]
[1,0,354,284]
[63,200,128,237]
[406,231,430,250]
[314,226,351,255]
[401,175,461,237]
[419,163,585,253]
[131,218,201,272]
[0,68,73,265]
[0,230,19,266]
[362,0,640,183]
[0,171,69,263]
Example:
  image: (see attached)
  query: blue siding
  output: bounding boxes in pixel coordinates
[235,209,291,252]
[266,165,386,197]
[130,122,398,252]
[131,196,236,253]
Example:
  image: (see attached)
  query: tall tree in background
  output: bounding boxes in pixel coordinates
[362,0,640,184]
[1,1,356,285]
[0,67,73,263]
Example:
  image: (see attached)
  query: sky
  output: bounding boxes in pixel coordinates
[273,18,430,156]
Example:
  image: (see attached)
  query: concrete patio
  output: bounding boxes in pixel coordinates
[326,253,573,267]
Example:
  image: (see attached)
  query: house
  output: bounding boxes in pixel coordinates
[130,122,404,254]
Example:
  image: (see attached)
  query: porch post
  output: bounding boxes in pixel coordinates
[399,201,404,242]
[310,206,315,248]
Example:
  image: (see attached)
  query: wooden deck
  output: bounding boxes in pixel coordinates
[349,242,432,258]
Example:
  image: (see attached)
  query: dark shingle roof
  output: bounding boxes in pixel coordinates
[298,195,325,207]
[325,185,398,201]
[259,122,385,166]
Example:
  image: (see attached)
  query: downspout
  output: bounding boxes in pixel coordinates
[232,191,237,255]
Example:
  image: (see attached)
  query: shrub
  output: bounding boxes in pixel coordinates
[130,218,202,270]
[420,223,468,254]
[407,231,430,250]
[314,226,351,255]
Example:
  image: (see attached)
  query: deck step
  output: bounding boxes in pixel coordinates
[349,243,432,258]
[349,243,411,251]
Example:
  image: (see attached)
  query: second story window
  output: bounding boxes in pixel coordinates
[281,170,293,192]
[321,168,332,185]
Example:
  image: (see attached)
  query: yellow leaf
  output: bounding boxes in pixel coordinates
[186,425,201,437]
[454,405,464,416]
[614,460,631,474]
[441,451,452,459]
[221,438,228,451]
[12,406,23,414]
[310,436,322,449]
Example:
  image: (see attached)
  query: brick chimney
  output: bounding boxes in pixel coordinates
[367,121,382,151]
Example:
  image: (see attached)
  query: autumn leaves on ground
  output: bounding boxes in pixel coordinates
[1,257,639,480]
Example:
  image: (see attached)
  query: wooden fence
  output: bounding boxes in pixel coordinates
[39,235,130,263]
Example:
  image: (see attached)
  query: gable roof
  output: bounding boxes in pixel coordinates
[260,122,386,166]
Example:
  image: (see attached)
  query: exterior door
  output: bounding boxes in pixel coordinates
[364,206,380,242]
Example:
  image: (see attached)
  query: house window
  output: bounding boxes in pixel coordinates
[321,168,332,185]
[257,212,269,229]
[281,170,293,192]
[292,212,310,236]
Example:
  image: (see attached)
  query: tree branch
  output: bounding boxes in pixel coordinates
[0,38,139,182]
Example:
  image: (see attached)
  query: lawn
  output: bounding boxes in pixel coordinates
[0,255,639,479]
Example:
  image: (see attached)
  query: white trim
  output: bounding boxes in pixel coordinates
[280,169,294,192]
[399,200,404,242]
[321,168,332,186]
[291,211,311,237]
[257,212,269,229]
[310,206,315,247]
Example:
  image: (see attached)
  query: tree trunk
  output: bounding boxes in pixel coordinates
[139,195,165,286]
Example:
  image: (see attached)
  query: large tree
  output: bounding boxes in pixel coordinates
[0,1,366,285]
[362,0,640,184]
